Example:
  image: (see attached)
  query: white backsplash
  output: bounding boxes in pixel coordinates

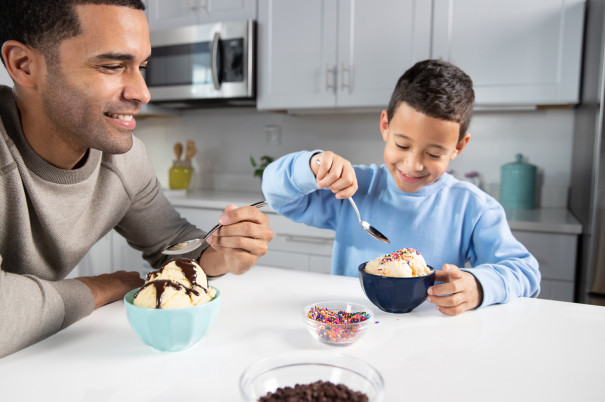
[136,106,574,208]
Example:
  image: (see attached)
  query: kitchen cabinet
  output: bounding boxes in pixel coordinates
[145,0,256,31]
[71,231,151,278]
[432,0,585,106]
[257,0,431,110]
[512,230,578,302]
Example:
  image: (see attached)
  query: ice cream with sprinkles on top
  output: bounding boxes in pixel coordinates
[364,248,432,277]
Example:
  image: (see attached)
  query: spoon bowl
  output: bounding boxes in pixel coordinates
[313,158,389,244]
[347,197,390,244]
[162,200,268,255]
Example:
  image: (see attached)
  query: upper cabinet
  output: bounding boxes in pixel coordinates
[432,0,586,107]
[145,0,256,31]
[257,0,585,111]
[257,0,432,110]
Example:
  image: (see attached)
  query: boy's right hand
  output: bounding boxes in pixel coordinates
[310,151,358,199]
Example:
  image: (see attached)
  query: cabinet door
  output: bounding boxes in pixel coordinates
[432,0,585,106]
[513,230,577,302]
[146,0,200,31]
[198,0,256,23]
[257,0,338,109]
[336,0,431,107]
[111,233,153,275]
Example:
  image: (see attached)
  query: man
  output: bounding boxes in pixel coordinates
[0,0,273,358]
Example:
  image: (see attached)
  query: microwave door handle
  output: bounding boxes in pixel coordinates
[211,31,221,90]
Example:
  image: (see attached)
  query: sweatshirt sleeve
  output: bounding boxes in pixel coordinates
[461,201,541,308]
[0,254,94,358]
[261,150,340,230]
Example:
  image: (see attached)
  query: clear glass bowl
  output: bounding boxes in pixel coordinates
[240,350,384,401]
[303,301,374,346]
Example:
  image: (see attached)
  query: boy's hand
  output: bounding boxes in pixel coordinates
[426,264,483,315]
[310,151,358,199]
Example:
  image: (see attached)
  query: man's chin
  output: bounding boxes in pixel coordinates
[100,135,134,154]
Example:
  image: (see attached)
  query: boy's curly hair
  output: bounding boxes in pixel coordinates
[387,59,475,140]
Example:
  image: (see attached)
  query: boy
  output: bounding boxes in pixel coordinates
[262,59,540,315]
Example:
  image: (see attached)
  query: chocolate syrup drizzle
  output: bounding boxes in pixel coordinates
[134,258,210,309]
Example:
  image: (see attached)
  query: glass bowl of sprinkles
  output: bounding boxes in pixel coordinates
[303,301,374,346]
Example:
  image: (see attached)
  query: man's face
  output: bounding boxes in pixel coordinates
[380,102,469,193]
[40,4,151,155]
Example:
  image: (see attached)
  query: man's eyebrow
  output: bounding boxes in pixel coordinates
[91,53,151,62]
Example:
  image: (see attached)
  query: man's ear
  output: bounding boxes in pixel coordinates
[451,133,471,160]
[1,40,43,88]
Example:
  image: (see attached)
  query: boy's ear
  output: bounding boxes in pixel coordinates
[451,133,471,160]
[379,110,389,141]
[1,40,43,88]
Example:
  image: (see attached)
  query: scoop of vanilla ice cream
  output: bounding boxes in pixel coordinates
[365,249,431,278]
[133,258,216,309]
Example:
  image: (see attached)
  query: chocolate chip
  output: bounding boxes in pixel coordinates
[258,380,369,402]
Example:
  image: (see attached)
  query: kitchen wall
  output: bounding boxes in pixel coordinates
[137,106,573,208]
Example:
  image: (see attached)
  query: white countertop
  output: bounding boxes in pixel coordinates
[164,189,583,234]
[1,266,603,402]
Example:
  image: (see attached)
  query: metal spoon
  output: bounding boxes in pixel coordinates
[346,197,390,243]
[314,159,390,243]
[162,200,268,255]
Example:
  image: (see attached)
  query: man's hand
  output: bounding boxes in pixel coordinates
[310,151,358,199]
[76,271,143,309]
[426,264,483,315]
[202,203,273,276]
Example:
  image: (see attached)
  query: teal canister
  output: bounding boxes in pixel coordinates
[500,154,536,209]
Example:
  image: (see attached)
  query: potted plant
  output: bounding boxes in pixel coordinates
[250,155,274,179]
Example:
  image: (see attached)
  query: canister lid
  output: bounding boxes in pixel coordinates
[502,153,536,171]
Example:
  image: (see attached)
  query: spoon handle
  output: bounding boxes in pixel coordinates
[203,200,267,240]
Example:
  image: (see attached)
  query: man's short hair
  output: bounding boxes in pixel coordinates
[0,0,145,66]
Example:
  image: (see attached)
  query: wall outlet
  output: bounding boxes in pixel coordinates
[264,125,281,145]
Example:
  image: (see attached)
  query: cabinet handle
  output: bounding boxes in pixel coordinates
[211,32,221,90]
[325,65,337,93]
[340,63,351,91]
[188,0,197,11]
[281,234,334,244]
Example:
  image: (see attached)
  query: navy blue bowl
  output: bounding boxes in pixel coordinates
[358,263,436,313]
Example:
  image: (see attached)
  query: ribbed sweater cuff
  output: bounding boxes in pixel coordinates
[50,279,95,329]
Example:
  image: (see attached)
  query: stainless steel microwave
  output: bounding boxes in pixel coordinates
[146,20,255,108]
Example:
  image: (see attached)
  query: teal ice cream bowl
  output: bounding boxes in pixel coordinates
[124,287,221,352]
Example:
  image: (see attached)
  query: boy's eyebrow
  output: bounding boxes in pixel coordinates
[394,133,449,151]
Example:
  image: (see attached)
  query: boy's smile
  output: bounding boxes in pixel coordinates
[380,102,470,193]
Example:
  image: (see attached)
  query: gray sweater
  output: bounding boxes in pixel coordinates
[0,86,206,358]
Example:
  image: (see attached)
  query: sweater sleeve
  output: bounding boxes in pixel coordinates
[461,201,541,307]
[261,150,340,230]
[0,254,94,358]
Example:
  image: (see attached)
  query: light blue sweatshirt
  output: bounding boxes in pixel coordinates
[262,150,540,308]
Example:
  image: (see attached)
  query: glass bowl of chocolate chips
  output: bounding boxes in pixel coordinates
[239,350,384,402]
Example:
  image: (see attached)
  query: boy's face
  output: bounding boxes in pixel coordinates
[380,102,470,193]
